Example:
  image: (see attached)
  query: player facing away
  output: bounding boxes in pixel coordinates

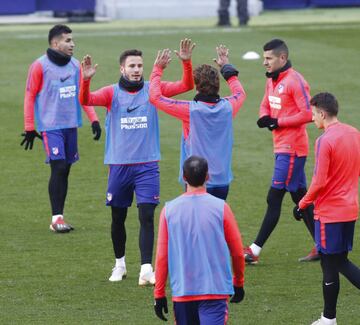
[243,39,319,264]
[21,24,101,233]
[296,93,360,325]
[154,156,245,324]
[79,39,195,285]
[149,45,246,201]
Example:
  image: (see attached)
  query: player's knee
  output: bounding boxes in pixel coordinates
[267,187,286,206]
[138,203,156,227]
[50,159,69,176]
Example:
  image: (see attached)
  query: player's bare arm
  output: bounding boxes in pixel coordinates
[214,44,230,68]
[81,54,98,80]
[174,38,196,61]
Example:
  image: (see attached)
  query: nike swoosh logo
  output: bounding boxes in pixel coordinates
[325,282,334,286]
[273,181,284,185]
[60,75,71,82]
[127,105,141,113]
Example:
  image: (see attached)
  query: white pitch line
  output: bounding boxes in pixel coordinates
[0,23,360,40]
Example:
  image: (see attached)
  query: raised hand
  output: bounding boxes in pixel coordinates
[154,49,172,70]
[174,38,196,61]
[213,44,230,68]
[81,54,98,80]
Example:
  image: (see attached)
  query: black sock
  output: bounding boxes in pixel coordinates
[138,203,156,265]
[290,188,315,240]
[337,252,360,289]
[49,160,71,215]
[254,187,286,247]
[111,207,128,259]
[321,253,340,319]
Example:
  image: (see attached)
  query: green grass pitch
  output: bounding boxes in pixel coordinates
[1,9,360,324]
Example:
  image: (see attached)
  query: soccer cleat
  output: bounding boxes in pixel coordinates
[298,247,320,262]
[49,217,73,233]
[311,314,337,325]
[109,265,127,282]
[244,246,259,265]
[138,264,156,286]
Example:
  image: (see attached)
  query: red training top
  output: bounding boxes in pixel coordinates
[24,59,98,131]
[299,122,360,223]
[79,60,194,110]
[154,188,245,302]
[149,65,246,139]
[259,67,312,156]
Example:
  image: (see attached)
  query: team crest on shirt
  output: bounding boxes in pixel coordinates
[52,147,59,155]
[278,84,284,94]
[107,193,113,202]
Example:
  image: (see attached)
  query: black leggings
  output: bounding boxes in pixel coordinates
[111,203,156,264]
[48,160,71,215]
[255,187,315,247]
[320,252,360,319]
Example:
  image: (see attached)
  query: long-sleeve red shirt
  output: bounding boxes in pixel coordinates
[154,188,245,302]
[299,122,360,223]
[149,65,246,139]
[79,60,194,110]
[259,67,312,156]
[24,59,98,131]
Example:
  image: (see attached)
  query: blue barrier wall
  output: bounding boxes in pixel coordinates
[0,0,95,15]
[263,0,360,9]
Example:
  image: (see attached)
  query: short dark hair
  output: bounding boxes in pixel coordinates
[119,49,143,65]
[193,64,219,95]
[183,156,208,187]
[263,39,289,58]
[48,24,72,44]
[310,92,339,117]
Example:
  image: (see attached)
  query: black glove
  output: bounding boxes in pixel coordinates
[220,64,239,81]
[20,130,42,150]
[293,206,305,221]
[257,115,279,130]
[91,121,101,141]
[154,297,168,321]
[257,115,272,128]
[230,286,245,303]
[267,118,279,131]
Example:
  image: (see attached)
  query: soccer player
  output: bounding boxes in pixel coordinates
[297,93,360,325]
[154,156,245,324]
[21,24,101,233]
[244,39,318,264]
[79,39,195,284]
[149,45,246,200]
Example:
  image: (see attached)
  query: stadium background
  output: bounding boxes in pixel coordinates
[1,1,360,324]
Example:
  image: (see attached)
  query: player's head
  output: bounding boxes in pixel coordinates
[193,64,220,96]
[310,92,339,129]
[263,39,288,73]
[119,49,143,82]
[183,156,209,187]
[48,25,74,57]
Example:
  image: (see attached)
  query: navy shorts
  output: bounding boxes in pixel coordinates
[206,186,229,201]
[315,220,355,254]
[106,162,160,208]
[173,299,228,325]
[271,153,307,192]
[42,128,79,164]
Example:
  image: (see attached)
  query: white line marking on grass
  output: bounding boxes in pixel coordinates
[1,23,360,40]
